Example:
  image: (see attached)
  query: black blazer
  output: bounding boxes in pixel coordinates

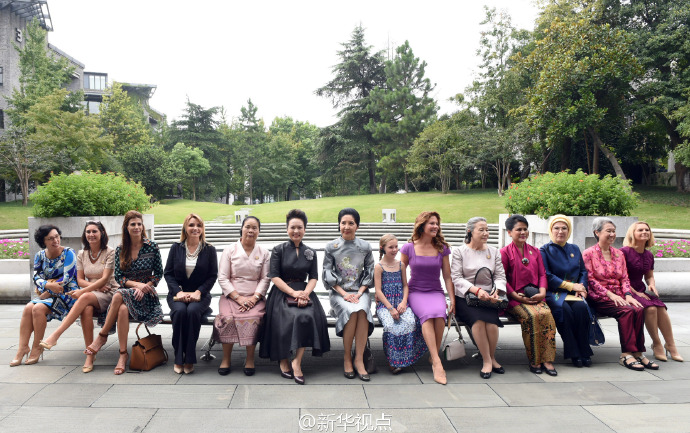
[164,242,218,301]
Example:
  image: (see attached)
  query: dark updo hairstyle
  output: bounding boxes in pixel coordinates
[505,214,528,231]
[337,207,360,228]
[286,209,308,228]
[82,221,109,251]
[240,216,261,237]
[34,224,61,249]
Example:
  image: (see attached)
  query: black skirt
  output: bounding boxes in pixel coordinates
[258,282,331,361]
[454,295,503,328]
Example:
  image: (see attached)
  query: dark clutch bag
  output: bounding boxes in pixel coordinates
[522,284,540,298]
[285,296,313,307]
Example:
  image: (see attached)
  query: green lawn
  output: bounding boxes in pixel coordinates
[1,187,688,230]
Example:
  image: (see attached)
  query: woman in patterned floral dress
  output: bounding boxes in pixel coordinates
[10,225,78,366]
[85,210,164,375]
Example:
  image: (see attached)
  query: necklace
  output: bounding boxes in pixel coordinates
[89,248,102,262]
[185,241,202,260]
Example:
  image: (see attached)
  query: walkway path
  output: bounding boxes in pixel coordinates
[0,303,688,432]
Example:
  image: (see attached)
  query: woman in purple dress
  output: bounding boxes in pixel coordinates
[400,211,454,385]
[621,222,683,362]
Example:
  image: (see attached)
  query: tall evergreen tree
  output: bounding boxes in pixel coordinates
[316,25,386,193]
[366,41,437,191]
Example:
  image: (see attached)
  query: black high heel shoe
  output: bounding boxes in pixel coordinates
[571,357,583,368]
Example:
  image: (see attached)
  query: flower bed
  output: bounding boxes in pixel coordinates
[0,239,30,260]
[651,240,690,258]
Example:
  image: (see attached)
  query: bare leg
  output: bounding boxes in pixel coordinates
[220,343,233,369]
[81,305,95,370]
[472,321,492,373]
[487,323,501,368]
[657,308,681,358]
[29,303,50,360]
[14,303,34,361]
[245,345,256,369]
[353,311,369,376]
[292,347,305,377]
[342,314,357,373]
[644,306,662,348]
[422,317,446,384]
[43,293,100,346]
[433,318,445,352]
[114,304,129,374]
[87,292,123,354]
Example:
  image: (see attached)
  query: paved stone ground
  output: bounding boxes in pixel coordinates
[0,303,689,433]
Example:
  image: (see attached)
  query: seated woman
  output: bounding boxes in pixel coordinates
[214,216,268,376]
[374,234,427,374]
[85,210,164,375]
[39,221,118,373]
[500,215,557,376]
[451,216,507,379]
[583,217,653,371]
[259,209,330,384]
[323,208,375,382]
[400,212,454,385]
[165,213,218,375]
[621,221,683,362]
[10,225,77,366]
[539,215,593,368]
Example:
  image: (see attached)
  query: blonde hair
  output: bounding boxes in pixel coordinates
[379,233,397,260]
[623,221,655,249]
[180,213,207,245]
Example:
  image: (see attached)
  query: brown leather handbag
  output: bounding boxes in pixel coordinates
[129,323,168,371]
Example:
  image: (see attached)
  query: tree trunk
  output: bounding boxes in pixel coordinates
[561,137,571,171]
[20,173,29,206]
[191,178,196,201]
[225,185,230,204]
[378,175,387,194]
[583,130,591,174]
[454,171,460,190]
[404,172,409,192]
[587,127,624,178]
[0,179,5,203]
[367,150,377,194]
[286,186,292,201]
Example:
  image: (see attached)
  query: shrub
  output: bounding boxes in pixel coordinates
[0,239,30,259]
[31,171,152,217]
[505,169,638,218]
[650,239,690,258]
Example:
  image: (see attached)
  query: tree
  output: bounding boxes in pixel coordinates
[316,25,386,194]
[515,15,642,179]
[0,127,50,205]
[24,88,114,172]
[366,41,438,192]
[170,142,211,201]
[99,82,153,150]
[268,117,320,200]
[117,144,176,200]
[169,100,227,200]
[6,19,75,125]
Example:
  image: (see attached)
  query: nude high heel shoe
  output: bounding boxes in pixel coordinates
[25,347,44,365]
[665,344,684,362]
[651,343,667,362]
[10,348,30,367]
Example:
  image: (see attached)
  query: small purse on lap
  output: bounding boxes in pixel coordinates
[464,267,508,310]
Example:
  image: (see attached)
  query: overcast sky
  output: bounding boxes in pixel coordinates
[48,0,540,127]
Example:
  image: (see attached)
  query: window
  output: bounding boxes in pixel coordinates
[0,67,3,86]
[84,73,107,90]
[0,110,4,129]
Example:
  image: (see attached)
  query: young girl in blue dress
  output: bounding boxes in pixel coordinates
[374,234,427,373]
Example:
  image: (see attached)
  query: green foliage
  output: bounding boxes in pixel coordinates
[504,169,638,218]
[117,144,176,200]
[31,171,152,217]
[6,19,76,125]
[170,142,211,201]
[99,82,153,150]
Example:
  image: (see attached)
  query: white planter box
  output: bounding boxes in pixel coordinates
[0,259,32,303]
[498,214,639,251]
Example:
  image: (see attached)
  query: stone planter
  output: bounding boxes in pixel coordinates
[498,214,639,251]
[0,259,32,303]
[654,258,690,302]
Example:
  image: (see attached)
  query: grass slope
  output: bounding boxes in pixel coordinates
[1,187,688,229]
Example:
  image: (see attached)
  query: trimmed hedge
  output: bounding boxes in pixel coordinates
[31,171,152,217]
[505,170,638,218]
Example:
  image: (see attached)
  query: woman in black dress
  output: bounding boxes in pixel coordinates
[259,209,330,385]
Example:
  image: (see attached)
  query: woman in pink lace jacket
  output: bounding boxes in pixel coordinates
[582,217,655,372]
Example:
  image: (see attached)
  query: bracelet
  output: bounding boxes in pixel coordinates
[624,292,633,297]
[254,294,261,300]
